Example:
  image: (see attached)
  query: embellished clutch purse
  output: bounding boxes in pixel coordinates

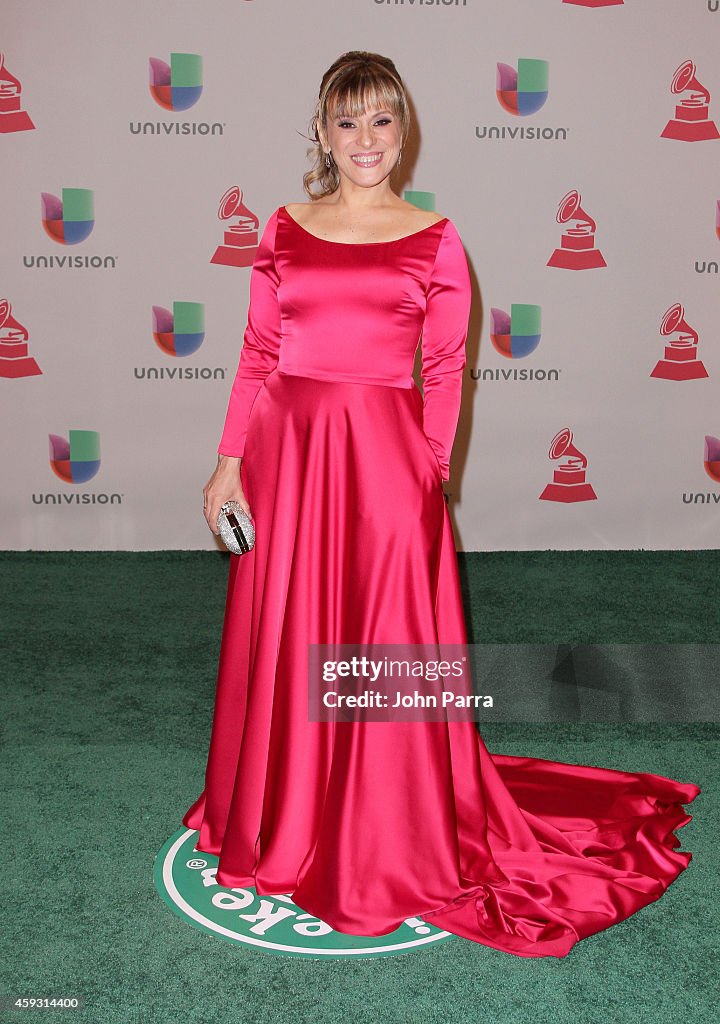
[217,500,255,555]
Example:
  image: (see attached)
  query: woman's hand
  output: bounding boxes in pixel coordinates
[203,455,251,536]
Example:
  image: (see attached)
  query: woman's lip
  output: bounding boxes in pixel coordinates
[350,153,383,165]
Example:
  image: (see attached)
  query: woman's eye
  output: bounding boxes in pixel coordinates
[336,118,392,129]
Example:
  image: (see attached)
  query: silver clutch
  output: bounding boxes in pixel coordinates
[217,500,255,555]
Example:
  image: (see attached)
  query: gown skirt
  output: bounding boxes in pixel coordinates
[183,366,700,959]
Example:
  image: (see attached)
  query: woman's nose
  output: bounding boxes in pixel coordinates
[358,123,374,146]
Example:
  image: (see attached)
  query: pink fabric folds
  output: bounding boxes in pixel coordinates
[184,206,700,958]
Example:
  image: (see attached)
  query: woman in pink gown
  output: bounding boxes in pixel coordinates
[184,51,700,958]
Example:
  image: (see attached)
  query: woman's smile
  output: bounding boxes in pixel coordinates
[350,152,384,167]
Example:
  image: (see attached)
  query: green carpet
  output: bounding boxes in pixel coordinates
[1,552,716,1023]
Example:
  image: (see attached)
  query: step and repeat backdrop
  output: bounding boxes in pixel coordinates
[2,0,718,551]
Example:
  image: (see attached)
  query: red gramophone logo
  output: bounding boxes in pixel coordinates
[651,303,708,381]
[661,61,719,142]
[211,187,259,267]
[539,428,597,502]
[547,190,606,270]
[0,52,35,133]
[0,299,41,378]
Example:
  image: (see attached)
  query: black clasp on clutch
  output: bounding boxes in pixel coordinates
[226,509,252,554]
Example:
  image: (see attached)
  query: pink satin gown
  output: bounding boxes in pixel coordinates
[182,205,700,957]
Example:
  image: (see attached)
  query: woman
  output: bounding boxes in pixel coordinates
[184,51,699,958]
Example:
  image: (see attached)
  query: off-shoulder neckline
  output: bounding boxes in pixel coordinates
[279,205,449,246]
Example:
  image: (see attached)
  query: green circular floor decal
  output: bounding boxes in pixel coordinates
[154,829,455,959]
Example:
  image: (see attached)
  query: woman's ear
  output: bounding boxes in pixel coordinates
[316,112,331,151]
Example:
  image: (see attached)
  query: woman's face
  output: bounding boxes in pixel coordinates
[322,103,402,190]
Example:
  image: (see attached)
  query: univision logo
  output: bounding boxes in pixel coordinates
[693,200,720,273]
[704,436,720,482]
[33,429,122,505]
[23,188,117,269]
[149,53,202,110]
[403,189,435,210]
[471,301,561,382]
[152,301,205,356]
[41,188,93,245]
[474,304,559,380]
[129,51,224,135]
[133,301,226,380]
[681,435,720,504]
[490,304,542,357]
[373,1,468,6]
[496,59,548,116]
[154,828,455,959]
[477,59,567,141]
[49,430,100,483]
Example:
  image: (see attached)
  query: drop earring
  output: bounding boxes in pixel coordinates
[325,150,333,168]
[396,148,403,167]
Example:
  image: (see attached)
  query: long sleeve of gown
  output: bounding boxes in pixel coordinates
[217,209,282,457]
[420,220,471,481]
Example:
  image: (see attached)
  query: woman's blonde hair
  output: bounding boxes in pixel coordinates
[303,51,411,201]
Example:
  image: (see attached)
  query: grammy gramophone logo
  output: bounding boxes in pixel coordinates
[539,428,597,503]
[661,61,719,142]
[0,299,41,378]
[211,187,259,268]
[651,304,708,381]
[547,190,606,270]
[0,52,35,133]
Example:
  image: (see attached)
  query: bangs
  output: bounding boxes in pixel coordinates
[327,75,404,121]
